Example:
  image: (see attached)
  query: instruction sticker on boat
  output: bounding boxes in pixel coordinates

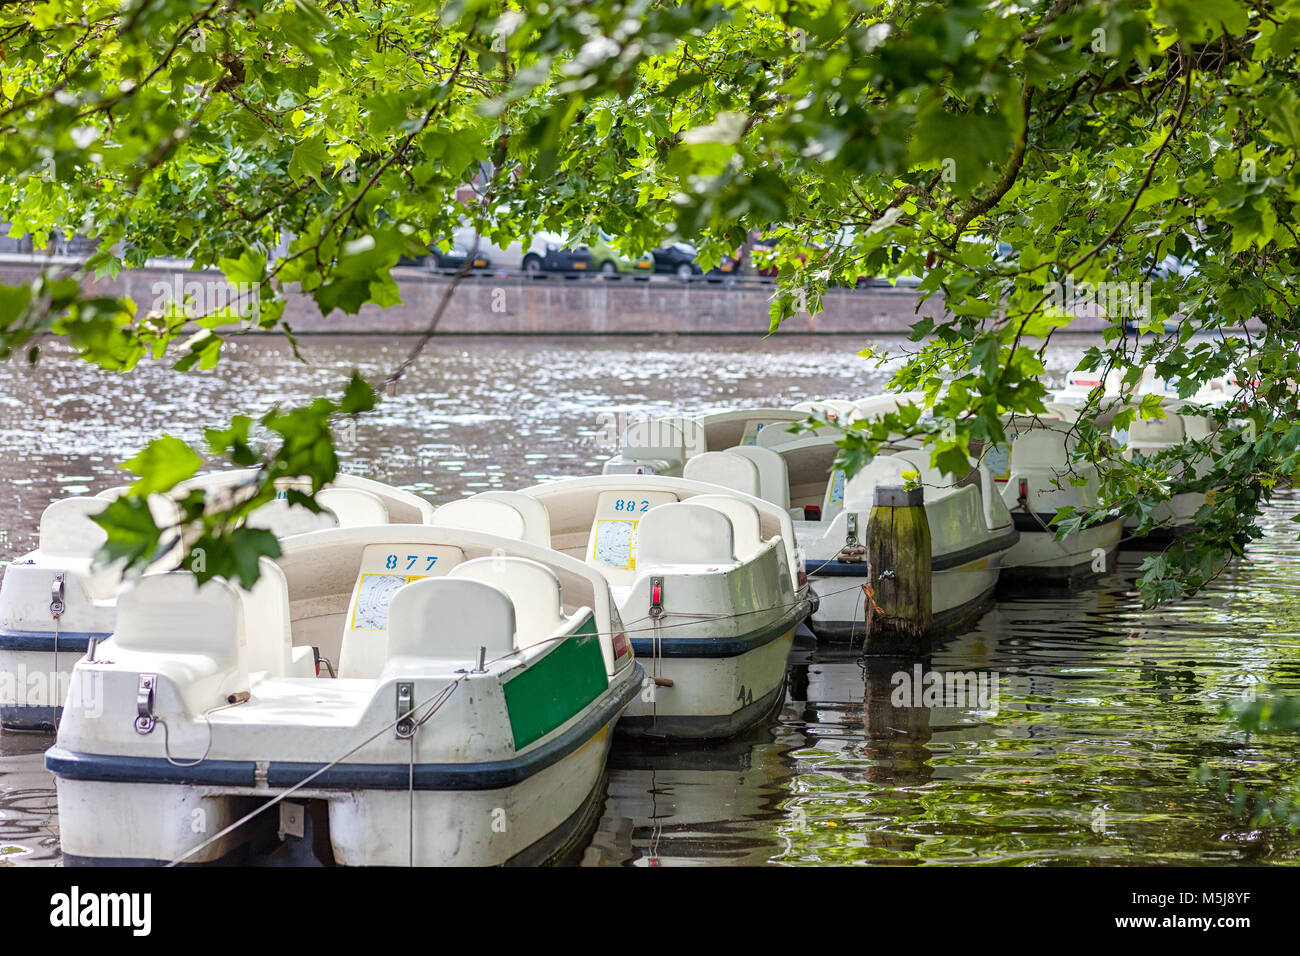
[829,470,846,504]
[351,573,418,631]
[592,519,637,569]
[985,440,1013,480]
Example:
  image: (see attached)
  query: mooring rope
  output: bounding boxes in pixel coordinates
[166,676,463,867]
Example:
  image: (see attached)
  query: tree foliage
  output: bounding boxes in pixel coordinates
[2,0,1300,607]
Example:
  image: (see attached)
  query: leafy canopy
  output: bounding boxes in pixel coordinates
[2,0,1299,611]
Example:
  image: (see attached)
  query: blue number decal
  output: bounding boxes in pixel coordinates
[639,500,649,512]
[406,555,418,570]
[385,554,397,569]
[426,556,438,571]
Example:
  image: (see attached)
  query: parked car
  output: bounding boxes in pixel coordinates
[591,233,653,278]
[521,232,592,275]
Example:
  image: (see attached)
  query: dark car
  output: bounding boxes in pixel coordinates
[398,235,492,272]
[650,241,740,280]
[652,242,701,278]
[521,233,593,276]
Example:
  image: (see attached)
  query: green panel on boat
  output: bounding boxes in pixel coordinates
[504,616,608,750]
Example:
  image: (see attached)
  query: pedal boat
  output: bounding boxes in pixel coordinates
[983,415,1123,586]
[750,427,1018,640]
[0,473,435,732]
[45,525,640,866]
[432,475,813,740]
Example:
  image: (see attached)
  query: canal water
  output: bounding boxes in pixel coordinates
[1,335,1297,866]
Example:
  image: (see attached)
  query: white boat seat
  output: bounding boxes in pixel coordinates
[688,495,764,560]
[585,489,678,585]
[851,391,926,420]
[432,497,527,541]
[336,543,463,678]
[637,502,735,567]
[755,421,800,449]
[449,557,565,651]
[725,445,791,509]
[112,573,250,712]
[467,491,552,547]
[1128,416,1186,445]
[649,416,708,458]
[386,577,515,665]
[116,573,240,657]
[791,399,856,424]
[236,558,314,678]
[244,497,341,537]
[317,488,389,527]
[38,497,108,557]
[682,451,761,498]
[622,419,686,464]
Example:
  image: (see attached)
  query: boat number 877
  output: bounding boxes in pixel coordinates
[614,499,650,512]
[385,554,439,571]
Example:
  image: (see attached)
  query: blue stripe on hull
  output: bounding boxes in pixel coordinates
[46,663,643,790]
[0,628,108,652]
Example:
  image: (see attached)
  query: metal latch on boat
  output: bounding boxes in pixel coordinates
[135,674,157,735]
[836,513,866,563]
[50,572,65,618]
[395,681,415,739]
[649,576,664,620]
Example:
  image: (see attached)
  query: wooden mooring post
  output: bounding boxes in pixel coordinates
[864,484,932,653]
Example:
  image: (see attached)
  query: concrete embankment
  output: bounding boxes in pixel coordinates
[0,256,1116,335]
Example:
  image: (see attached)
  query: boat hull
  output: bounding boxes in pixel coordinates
[0,635,103,732]
[999,517,1123,587]
[50,663,641,867]
[619,609,797,739]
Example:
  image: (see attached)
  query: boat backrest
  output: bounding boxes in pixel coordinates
[432,497,528,541]
[851,391,927,419]
[584,489,678,585]
[244,497,341,537]
[449,557,566,651]
[317,488,389,527]
[755,420,802,450]
[386,577,515,664]
[337,543,461,678]
[116,573,240,656]
[651,416,708,458]
[726,445,790,509]
[467,491,552,547]
[637,502,735,566]
[1127,415,1186,446]
[38,497,108,557]
[792,399,857,423]
[237,558,294,678]
[682,451,761,498]
[622,419,686,464]
[688,495,764,559]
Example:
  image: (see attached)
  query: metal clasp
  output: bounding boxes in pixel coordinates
[395,681,415,739]
[135,674,157,735]
[845,513,859,548]
[648,576,664,620]
[50,572,65,619]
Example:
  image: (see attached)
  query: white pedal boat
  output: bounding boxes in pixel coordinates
[431,475,812,740]
[984,416,1123,585]
[750,428,1018,640]
[46,524,641,866]
[1113,410,1215,543]
[0,473,435,732]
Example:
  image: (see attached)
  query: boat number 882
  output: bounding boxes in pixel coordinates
[613,499,650,513]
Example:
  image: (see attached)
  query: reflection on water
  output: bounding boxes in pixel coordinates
[2,335,1298,865]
